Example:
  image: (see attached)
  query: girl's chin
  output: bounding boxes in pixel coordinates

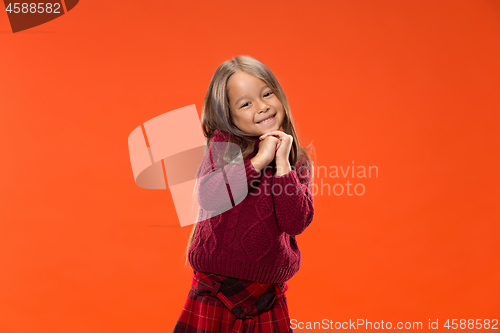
[257,125,279,134]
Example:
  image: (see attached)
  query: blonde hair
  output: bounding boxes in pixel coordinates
[183,55,315,266]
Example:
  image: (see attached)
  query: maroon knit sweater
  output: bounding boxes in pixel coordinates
[188,129,314,283]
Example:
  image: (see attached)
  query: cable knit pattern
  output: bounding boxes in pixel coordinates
[196,133,261,212]
[242,219,273,262]
[188,129,315,283]
[202,215,222,256]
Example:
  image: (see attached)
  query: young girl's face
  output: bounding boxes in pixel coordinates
[227,71,284,136]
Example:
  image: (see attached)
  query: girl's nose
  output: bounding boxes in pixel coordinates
[259,104,269,112]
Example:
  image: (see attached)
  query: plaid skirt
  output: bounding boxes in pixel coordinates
[173,271,293,333]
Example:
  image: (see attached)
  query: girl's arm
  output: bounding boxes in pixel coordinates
[272,157,314,236]
[196,132,262,212]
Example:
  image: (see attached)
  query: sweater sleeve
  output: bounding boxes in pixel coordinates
[271,157,314,236]
[196,131,262,212]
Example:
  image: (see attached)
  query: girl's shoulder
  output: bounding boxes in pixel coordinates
[295,154,313,181]
[211,129,231,142]
[296,154,311,169]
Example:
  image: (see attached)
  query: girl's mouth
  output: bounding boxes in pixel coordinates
[257,114,276,125]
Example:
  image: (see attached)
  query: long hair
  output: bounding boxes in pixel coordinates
[183,55,315,266]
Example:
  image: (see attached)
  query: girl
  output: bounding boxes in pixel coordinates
[174,55,315,333]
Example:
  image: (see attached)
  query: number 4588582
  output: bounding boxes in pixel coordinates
[5,3,61,14]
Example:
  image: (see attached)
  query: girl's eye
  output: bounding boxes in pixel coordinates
[240,92,273,108]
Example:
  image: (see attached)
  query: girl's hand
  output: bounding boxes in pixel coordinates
[254,135,279,167]
[259,131,293,162]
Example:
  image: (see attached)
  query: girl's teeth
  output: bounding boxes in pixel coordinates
[260,115,274,124]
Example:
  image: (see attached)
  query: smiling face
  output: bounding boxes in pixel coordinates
[227,71,285,136]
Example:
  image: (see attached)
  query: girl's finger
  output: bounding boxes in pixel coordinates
[259,132,275,140]
[261,130,286,140]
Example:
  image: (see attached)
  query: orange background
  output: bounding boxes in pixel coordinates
[1,1,499,332]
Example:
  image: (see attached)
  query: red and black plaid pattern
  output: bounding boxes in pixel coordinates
[173,271,293,333]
